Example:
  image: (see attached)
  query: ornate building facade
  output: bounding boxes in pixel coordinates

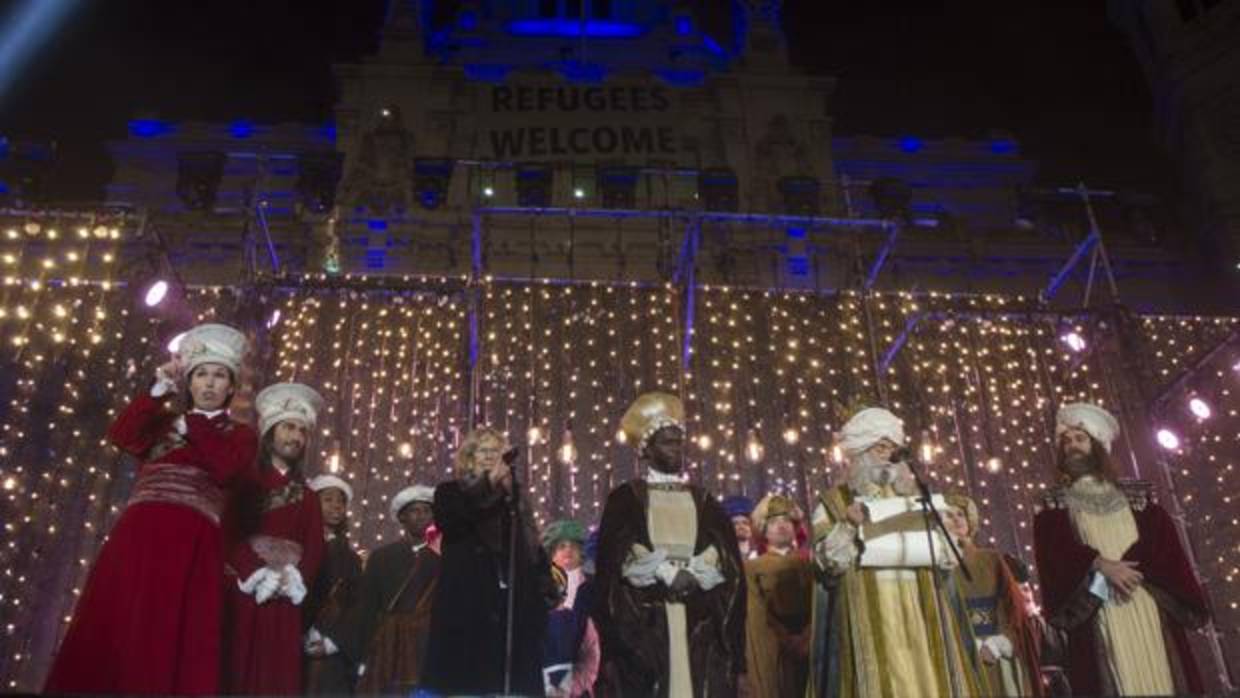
[101,0,1209,311]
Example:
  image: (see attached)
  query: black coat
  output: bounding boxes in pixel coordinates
[305,535,363,694]
[421,475,556,696]
[592,480,746,698]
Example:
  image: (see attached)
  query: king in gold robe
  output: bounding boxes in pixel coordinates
[808,407,986,698]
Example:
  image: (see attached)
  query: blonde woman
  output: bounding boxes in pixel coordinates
[421,427,555,696]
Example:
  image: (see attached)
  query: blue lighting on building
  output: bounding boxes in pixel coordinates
[317,122,337,144]
[702,35,726,59]
[559,60,608,83]
[0,181,8,194]
[129,119,173,138]
[786,227,806,240]
[899,136,923,153]
[365,248,387,270]
[506,19,644,38]
[787,255,810,276]
[465,64,511,83]
[990,139,1016,155]
[657,69,705,87]
[229,120,255,139]
[459,10,478,31]
[367,219,388,231]
[675,16,693,36]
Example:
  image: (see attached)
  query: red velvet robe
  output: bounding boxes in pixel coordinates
[44,393,258,696]
[1033,486,1209,696]
[222,464,325,695]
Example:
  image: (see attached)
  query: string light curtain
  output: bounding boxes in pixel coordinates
[2,269,1240,688]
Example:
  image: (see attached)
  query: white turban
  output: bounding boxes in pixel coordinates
[174,323,246,377]
[1056,403,1120,453]
[308,474,353,504]
[837,407,906,459]
[390,484,435,521]
[255,383,325,437]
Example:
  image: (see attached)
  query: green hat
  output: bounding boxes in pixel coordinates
[541,519,587,552]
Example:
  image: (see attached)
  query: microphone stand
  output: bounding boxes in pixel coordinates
[901,453,969,698]
[502,447,521,696]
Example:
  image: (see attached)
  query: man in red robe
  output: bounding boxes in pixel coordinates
[223,382,327,695]
[45,323,257,695]
[1034,402,1210,695]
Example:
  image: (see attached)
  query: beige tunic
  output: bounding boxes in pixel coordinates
[648,487,697,698]
[1068,477,1174,696]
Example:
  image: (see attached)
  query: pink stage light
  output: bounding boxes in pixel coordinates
[143,280,169,307]
[1155,429,1181,451]
[1188,398,1212,420]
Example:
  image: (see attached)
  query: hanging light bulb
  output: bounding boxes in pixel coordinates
[1188,397,1212,420]
[985,457,1003,473]
[398,442,414,459]
[782,427,799,445]
[697,434,713,451]
[831,444,844,464]
[614,429,627,445]
[1156,429,1180,451]
[745,429,765,463]
[920,442,935,464]
[528,425,543,446]
[559,430,577,464]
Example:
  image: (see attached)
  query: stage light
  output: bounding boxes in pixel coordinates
[1061,331,1086,352]
[398,442,413,458]
[2,477,15,491]
[614,429,627,444]
[166,332,186,354]
[1156,429,1181,451]
[266,308,281,329]
[919,442,935,463]
[782,427,799,445]
[697,434,712,450]
[1189,397,1212,420]
[143,281,169,307]
[985,457,1003,473]
[482,186,494,198]
[528,425,543,445]
[573,187,586,200]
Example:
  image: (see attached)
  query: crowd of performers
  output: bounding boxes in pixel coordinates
[41,322,1212,697]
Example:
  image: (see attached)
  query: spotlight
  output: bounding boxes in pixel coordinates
[166,331,187,354]
[266,308,282,330]
[143,280,169,307]
[1189,397,1211,420]
[1156,428,1180,451]
[482,186,494,198]
[1061,331,1086,353]
[573,187,586,200]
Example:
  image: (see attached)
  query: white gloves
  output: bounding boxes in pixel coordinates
[978,634,1014,662]
[304,627,339,656]
[150,368,178,398]
[623,544,724,591]
[238,567,281,604]
[623,545,667,587]
[815,522,859,574]
[238,565,305,605]
[281,564,307,605]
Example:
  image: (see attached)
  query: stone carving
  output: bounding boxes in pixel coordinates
[338,106,416,214]
[752,114,813,211]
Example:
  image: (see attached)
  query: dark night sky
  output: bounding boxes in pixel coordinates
[0,0,1177,203]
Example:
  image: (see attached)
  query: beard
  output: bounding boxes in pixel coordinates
[848,450,893,492]
[1061,449,1099,480]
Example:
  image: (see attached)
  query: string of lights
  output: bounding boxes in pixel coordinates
[0,226,1238,688]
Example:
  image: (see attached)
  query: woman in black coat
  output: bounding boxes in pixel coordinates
[420,427,557,696]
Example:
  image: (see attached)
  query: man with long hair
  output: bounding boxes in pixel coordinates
[1033,402,1210,695]
[223,383,326,694]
